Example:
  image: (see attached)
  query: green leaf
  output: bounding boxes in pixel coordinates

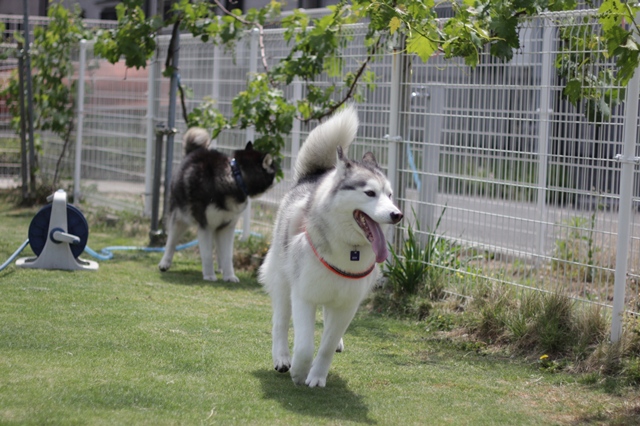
[407,32,438,62]
[389,16,402,35]
[563,80,583,105]
[490,40,514,62]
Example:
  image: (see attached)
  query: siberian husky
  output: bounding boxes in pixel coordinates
[159,127,277,281]
[258,106,403,387]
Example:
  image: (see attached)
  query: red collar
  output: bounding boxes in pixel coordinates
[304,229,375,280]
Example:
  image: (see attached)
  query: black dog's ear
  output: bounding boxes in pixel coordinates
[263,154,273,171]
[245,141,253,150]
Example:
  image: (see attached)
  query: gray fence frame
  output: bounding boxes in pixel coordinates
[1,9,640,340]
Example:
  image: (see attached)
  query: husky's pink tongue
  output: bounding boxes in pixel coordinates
[364,215,388,263]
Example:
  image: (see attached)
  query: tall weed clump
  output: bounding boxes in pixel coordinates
[577,316,640,385]
[373,209,462,318]
[468,285,609,360]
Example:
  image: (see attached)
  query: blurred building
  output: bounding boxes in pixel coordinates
[0,1,339,20]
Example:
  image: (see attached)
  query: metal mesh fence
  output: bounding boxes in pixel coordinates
[1,9,639,314]
[398,11,637,310]
[0,15,118,189]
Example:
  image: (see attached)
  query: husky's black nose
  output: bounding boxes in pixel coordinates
[390,211,403,224]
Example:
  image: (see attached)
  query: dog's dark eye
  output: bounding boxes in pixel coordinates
[365,190,376,197]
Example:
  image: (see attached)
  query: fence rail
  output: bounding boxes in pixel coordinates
[1,10,640,329]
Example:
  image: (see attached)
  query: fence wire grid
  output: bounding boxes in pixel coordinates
[1,9,640,316]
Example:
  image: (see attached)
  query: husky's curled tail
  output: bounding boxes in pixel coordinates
[293,106,359,182]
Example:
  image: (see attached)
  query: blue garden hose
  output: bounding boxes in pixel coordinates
[0,239,31,272]
[83,228,262,261]
[1,226,262,272]
[0,239,198,272]
[83,240,198,261]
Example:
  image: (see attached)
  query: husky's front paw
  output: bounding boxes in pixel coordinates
[336,338,344,353]
[274,357,291,373]
[203,274,218,281]
[305,374,327,388]
[223,275,240,283]
[158,260,171,272]
[290,362,311,386]
[290,371,307,386]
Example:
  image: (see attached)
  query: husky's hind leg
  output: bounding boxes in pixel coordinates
[290,298,317,385]
[197,227,217,281]
[214,220,239,282]
[159,215,189,272]
[260,250,293,373]
[270,277,292,373]
[306,304,359,388]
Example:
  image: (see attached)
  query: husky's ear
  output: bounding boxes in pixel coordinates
[336,146,351,175]
[245,141,253,150]
[362,151,378,167]
[262,154,273,170]
[336,146,352,173]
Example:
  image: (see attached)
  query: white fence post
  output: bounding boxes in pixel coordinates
[385,34,407,247]
[536,20,555,260]
[419,85,444,232]
[386,34,404,201]
[210,42,221,148]
[73,39,87,203]
[242,28,259,240]
[290,76,303,169]
[611,26,640,342]
[143,52,157,217]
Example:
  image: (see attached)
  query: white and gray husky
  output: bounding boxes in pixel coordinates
[159,128,276,281]
[259,106,403,387]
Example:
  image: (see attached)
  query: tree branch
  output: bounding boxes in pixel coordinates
[300,35,384,123]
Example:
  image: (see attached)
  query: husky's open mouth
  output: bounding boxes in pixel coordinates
[353,210,389,263]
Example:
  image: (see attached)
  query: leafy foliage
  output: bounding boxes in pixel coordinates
[554,0,640,122]
[598,0,640,85]
[29,5,89,136]
[2,4,92,190]
[8,0,640,182]
[94,0,162,69]
[557,28,615,121]
[231,74,295,172]
[89,0,591,161]
[186,97,228,140]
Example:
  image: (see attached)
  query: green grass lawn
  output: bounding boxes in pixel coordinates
[1,196,639,425]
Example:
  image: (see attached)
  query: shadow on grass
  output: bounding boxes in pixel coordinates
[252,369,376,425]
[158,269,262,291]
